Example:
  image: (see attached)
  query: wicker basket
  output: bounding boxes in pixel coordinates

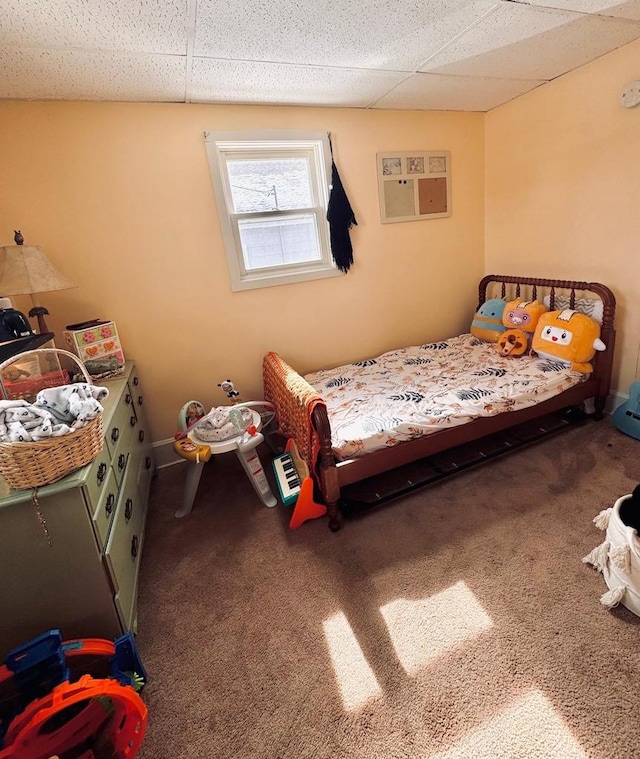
[0,348,105,489]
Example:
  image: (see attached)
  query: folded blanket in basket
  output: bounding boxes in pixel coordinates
[0,383,109,443]
[35,383,109,425]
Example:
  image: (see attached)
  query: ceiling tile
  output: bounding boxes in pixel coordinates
[421,3,640,79]
[190,58,406,107]
[0,48,187,101]
[508,1,640,21]
[373,72,545,111]
[193,0,498,71]
[0,0,188,54]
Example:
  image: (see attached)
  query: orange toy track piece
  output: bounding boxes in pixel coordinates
[288,476,327,529]
[0,674,147,759]
[61,638,116,658]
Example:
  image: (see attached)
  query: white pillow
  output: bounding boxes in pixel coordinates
[543,294,603,324]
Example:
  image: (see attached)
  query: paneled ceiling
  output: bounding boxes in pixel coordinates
[1,0,640,112]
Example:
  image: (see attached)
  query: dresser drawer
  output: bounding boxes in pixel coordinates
[104,382,136,460]
[104,463,145,630]
[130,424,154,498]
[130,370,145,410]
[111,409,138,488]
[84,445,113,511]
[91,465,118,548]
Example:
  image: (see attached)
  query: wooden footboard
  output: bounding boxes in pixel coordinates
[262,351,327,475]
[262,351,342,530]
[264,275,616,532]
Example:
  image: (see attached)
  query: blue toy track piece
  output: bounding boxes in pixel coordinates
[110,631,148,691]
[1,629,70,746]
[5,629,69,699]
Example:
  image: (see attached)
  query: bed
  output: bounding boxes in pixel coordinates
[263,275,616,531]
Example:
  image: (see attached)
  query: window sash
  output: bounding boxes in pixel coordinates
[231,209,328,276]
[219,148,324,212]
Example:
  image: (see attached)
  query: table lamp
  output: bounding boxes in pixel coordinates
[0,230,76,334]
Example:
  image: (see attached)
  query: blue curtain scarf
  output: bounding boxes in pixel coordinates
[326,158,357,273]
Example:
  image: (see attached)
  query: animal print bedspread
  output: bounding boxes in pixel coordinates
[304,333,584,461]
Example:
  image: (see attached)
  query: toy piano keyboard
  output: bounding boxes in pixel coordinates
[272,441,327,528]
[273,442,304,505]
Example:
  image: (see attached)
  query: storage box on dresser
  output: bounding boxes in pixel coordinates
[0,361,155,654]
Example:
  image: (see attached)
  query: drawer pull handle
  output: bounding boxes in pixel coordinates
[118,453,127,472]
[130,415,136,428]
[105,493,115,516]
[145,456,152,470]
[111,427,120,443]
[138,429,145,443]
[131,534,139,559]
[137,395,143,406]
[125,393,132,405]
[125,498,133,521]
[97,462,107,485]
[133,376,139,386]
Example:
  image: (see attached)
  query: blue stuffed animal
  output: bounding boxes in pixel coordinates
[470,298,507,343]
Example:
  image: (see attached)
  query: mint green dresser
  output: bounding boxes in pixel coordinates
[0,361,155,654]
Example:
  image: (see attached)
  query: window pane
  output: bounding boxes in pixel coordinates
[238,214,322,271]
[227,158,313,213]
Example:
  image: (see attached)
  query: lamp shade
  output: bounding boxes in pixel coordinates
[0,245,76,295]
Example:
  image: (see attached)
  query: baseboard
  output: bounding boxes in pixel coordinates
[609,390,626,414]
[582,391,625,416]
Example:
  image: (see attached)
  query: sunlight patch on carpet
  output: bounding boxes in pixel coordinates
[379,580,493,676]
[429,689,588,759]
[323,611,383,712]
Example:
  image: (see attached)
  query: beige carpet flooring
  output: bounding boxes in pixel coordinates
[135,418,640,759]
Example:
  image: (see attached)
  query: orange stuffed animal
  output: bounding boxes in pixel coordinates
[497,330,528,357]
[531,309,606,373]
[498,299,548,357]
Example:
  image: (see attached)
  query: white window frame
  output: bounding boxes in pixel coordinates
[205,130,341,292]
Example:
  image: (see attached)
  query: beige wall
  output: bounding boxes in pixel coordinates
[0,102,485,441]
[486,39,640,396]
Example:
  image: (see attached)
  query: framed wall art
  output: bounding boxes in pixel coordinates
[377,150,451,223]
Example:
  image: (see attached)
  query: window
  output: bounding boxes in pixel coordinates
[205,130,340,291]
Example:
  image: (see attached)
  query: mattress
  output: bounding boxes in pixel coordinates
[304,333,585,461]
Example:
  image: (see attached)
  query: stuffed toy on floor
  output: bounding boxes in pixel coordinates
[582,485,640,616]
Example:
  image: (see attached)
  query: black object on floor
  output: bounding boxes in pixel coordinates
[339,405,590,518]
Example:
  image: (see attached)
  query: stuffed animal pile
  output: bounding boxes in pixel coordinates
[497,299,548,357]
[471,296,606,374]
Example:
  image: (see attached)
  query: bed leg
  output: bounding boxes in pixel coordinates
[318,464,341,531]
[327,502,342,532]
[593,396,606,420]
